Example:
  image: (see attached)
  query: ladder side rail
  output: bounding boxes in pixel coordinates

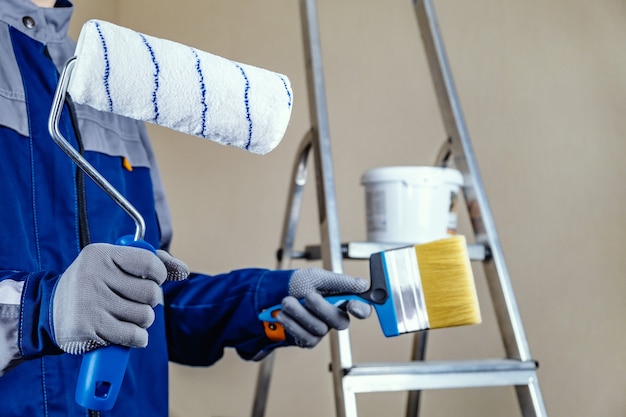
[251,133,314,417]
[413,0,531,362]
[277,133,315,268]
[251,348,275,417]
[516,377,548,417]
[405,332,428,417]
[413,2,548,415]
[300,1,357,416]
[300,0,344,274]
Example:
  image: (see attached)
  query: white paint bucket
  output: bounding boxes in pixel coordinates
[360,166,463,244]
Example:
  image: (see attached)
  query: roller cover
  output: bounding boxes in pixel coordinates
[68,20,293,155]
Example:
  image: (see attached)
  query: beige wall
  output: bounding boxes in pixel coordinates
[70,1,626,416]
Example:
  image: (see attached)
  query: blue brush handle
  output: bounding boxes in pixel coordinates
[75,235,156,411]
[258,294,364,322]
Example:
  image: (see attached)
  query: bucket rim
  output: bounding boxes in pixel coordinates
[360,165,463,185]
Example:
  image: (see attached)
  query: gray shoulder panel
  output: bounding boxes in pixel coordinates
[0,23,28,137]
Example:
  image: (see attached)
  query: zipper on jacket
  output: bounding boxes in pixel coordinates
[66,99,92,250]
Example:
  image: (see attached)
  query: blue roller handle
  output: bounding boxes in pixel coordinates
[75,235,156,411]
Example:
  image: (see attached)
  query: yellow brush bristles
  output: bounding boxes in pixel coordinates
[414,235,482,329]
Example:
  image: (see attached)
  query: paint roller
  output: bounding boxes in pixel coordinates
[48,19,293,411]
[68,19,292,154]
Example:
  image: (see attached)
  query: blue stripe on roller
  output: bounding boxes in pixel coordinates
[233,63,253,150]
[139,34,161,124]
[93,21,113,113]
[278,75,292,108]
[191,48,208,138]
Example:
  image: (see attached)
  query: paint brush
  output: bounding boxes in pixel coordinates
[259,235,481,338]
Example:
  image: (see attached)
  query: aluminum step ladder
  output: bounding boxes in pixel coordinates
[251,1,548,416]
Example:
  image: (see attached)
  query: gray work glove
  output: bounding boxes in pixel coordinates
[52,243,189,355]
[277,268,372,348]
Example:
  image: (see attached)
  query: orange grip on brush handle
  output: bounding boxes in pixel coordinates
[262,310,286,342]
[75,235,155,411]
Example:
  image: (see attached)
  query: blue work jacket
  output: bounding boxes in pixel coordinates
[0,1,291,415]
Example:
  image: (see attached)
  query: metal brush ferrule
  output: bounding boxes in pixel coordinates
[384,247,430,333]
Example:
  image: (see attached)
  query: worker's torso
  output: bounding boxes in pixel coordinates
[0,12,170,417]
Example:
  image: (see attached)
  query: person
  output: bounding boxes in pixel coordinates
[0,0,371,415]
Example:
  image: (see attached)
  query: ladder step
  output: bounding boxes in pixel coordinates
[278,242,489,262]
[340,359,538,393]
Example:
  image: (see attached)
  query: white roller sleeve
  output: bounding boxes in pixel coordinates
[68,20,293,155]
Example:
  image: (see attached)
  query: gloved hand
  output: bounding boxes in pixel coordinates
[277,268,372,348]
[52,243,189,354]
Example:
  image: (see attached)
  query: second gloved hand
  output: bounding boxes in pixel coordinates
[277,268,372,348]
[52,243,188,355]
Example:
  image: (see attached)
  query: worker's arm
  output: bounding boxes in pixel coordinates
[162,268,371,366]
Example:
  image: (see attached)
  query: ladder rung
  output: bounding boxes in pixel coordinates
[278,242,489,262]
[341,241,489,261]
[340,359,538,393]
